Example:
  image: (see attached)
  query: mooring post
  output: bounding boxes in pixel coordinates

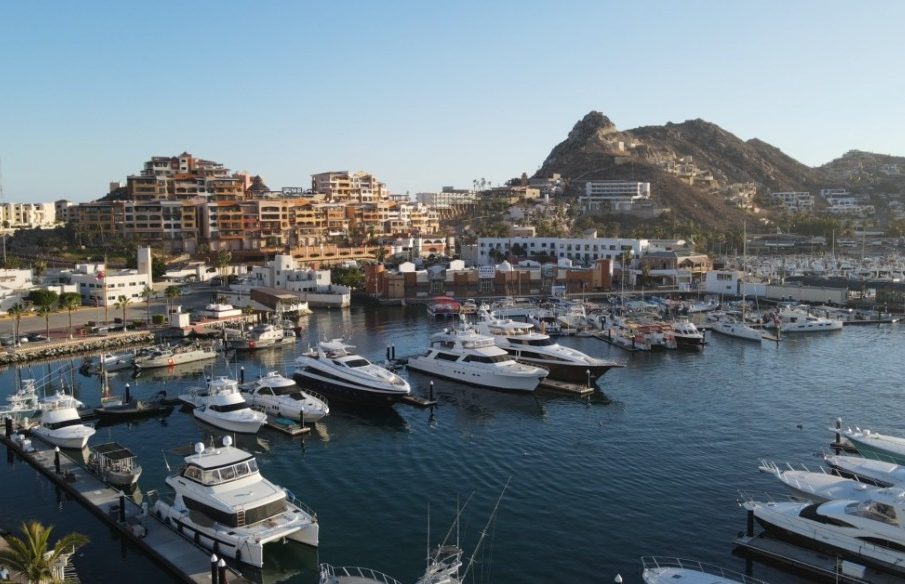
[124,383,131,404]
[386,346,391,361]
[4,416,11,439]
[218,558,228,584]
[239,367,245,384]
[53,446,60,474]
[210,554,219,584]
[119,491,126,523]
[835,417,843,446]
[746,509,754,537]
[391,344,396,360]
[429,380,434,401]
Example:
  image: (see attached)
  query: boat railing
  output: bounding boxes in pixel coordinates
[757,458,834,477]
[283,488,318,519]
[319,564,402,584]
[640,556,770,584]
[736,489,803,506]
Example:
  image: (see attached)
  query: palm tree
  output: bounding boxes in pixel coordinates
[0,520,89,584]
[114,295,130,325]
[35,304,56,339]
[164,285,181,313]
[58,292,82,339]
[8,302,29,346]
[140,285,153,324]
[215,250,231,279]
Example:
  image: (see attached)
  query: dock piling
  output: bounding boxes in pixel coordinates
[239,367,245,384]
[835,417,843,447]
[218,558,228,584]
[391,344,396,360]
[386,346,391,361]
[119,491,126,523]
[746,509,754,537]
[210,554,219,584]
[125,383,131,404]
[429,380,434,401]
[4,417,11,439]
[54,446,60,474]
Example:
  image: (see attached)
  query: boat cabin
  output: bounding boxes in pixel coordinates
[90,442,138,475]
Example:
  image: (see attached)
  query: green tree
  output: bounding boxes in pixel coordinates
[215,250,232,278]
[330,266,364,290]
[140,285,153,324]
[8,302,29,346]
[33,259,48,278]
[151,255,167,280]
[114,295,130,325]
[58,292,82,339]
[373,246,388,264]
[0,520,89,584]
[28,290,59,339]
[164,285,181,313]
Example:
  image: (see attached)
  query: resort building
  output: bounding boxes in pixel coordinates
[311,171,388,203]
[0,202,57,229]
[473,235,649,267]
[579,181,651,212]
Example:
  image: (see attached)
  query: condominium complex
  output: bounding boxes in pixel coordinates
[0,202,57,229]
[311,171,388,203]
[579,181,651,212]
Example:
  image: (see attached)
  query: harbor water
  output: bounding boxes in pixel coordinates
[1,305,902,583]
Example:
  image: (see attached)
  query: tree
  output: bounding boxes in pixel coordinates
[0,520,89,584]
[28,290,59,339]
[33,259,47,278]
[373,246,388,264]
[58,292,82,339]
[215,250,232,278]
[8,302,29,345]
[140,285,153,324]
[151,256,167,280]
[114,295,130,325]
[164,285,181,313]
[330,266,364,290]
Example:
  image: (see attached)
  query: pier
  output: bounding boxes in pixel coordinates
[0,330,155,365]
[0,430,250,584]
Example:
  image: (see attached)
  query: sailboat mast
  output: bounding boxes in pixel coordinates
[463,477,511,580]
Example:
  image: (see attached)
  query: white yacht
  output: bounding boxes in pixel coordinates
[824,453,905,487]
[839,426,905,465]
[473,309,618,383]
[83,351,135,373]
[407,326,548,392]
[0,378,41,420]
[180,377,267,434]
[241,371,330,423]
[759,460,877,503]
[671,318,705,349]
[134,344,218,369]
[224,323,296,351]
[745,488,905,576]
[153,436,318,568]
[641,556,769,584]
[293,340,411,407]
[709,316,763,342]
[31,392,95,449]
[763,305,843,333]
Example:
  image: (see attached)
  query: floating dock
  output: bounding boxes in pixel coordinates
[734,533,904,584]
[538,379,595,396]
[400,394,438,408]
[0,430,250,584]
[263,415,311,436]
[593,333,643,352]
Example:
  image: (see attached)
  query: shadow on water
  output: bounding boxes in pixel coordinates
[408,372,546,420]
[238,540,319,584]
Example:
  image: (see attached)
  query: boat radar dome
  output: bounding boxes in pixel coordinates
[222,436,233,447]
[195,442,205,454]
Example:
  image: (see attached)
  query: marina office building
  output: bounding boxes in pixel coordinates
[473,235,650,266]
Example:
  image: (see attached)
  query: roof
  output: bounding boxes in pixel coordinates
[92,442,136,461]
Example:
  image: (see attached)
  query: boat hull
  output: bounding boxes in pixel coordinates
[845,434,905,466]
[673,335,705,349]
[292,371,406,407]
[134,350,217,370]
[406,359,541,392]
[193,408,265,434]
[518,360,616,383]
[31,426,95,450]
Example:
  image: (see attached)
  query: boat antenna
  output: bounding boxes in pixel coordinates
[462,476,510,580]
[161,450,171,473]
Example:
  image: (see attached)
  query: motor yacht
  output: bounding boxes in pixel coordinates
[224,323,296,351]
[759,460,877,503]
[824,453,905,487]
[839,426,905,465]
[82,351,135,374]
[427,298,461,318]
[407,326,548,391]
[763,305,843,333]
[31,392,95,449]
[0,378,41,420]
[133,344,218,369]
[241,371,330,423]
[709,316,763,342]
[180,377,267,434]
[670,318,705,349]
[641,556,769,584]
[473,309,618,383]
[153,436,318,568]
[293,340,411,406]
[745,488,905,576]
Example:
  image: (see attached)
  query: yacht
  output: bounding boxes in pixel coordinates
[763,305,843,333]
[407,326,548,391]
[824,453,905,487]
[153,436,318,568]
[745,488,905,576]
[319,565,402,584]
[224,323,296,351]
[133,344,218,370]
[473,309,619,383]
[179,377,267,434]
[641,556,769,584]
[759,460,877,503]
[241,371,330,423]
[82,351,135,374]
[670,318,705,349]
[709,316,763,342]
[293,340,411,406]
[839,426,905,465]
[0,378,41,420]
[427,298,461,318]
[31,392,96,449]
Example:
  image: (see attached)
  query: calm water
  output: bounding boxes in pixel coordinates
[2,306,903,584]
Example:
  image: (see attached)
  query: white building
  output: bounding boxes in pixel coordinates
[770,192,814,212]
[71,264,151,307]
[476,235,649,266]
[0,202,57,229]
[415,188,478,208]
[579,181,651,212]
[235,254,350,308]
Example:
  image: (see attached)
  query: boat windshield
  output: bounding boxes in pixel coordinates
[273,386,300,396]
[462,339,495,349]
[850,500,899,525]
[342,358,371,368]
[463,354,511,364]
[183,459,259,486]
[210,402,251,413]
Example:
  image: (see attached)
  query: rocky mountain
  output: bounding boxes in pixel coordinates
[533,111,889,229]
[819,150,905,189]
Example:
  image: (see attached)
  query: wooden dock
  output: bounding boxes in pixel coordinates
[538,379,595,396]
[400,394,438,408]
[0,431,250,584]
[593,332,643,352]
[263,415,311,436]
[735,534,905,583]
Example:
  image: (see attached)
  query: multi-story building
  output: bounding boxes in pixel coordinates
[769,192,814,213]
[0,202,57,229]
[579,181,651,212]
[126,152,247,202]
[311,171,388,203]
[415,188,478,207]
[70,254,152,307]
[474,235,649,266]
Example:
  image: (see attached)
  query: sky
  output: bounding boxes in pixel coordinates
[1,0,903,202]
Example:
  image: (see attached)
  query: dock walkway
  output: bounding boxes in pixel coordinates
[0,432,250,584]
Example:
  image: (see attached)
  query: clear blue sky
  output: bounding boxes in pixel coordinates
[1,0,903,202]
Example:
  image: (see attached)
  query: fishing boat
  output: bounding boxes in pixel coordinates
[224,323,296,351]
[641,556,769,584]
[81,351,136,374]
[0,378,41,421]
[670,318,705,349]
[319,565,402,584]
[180,377,267,434]
[152,436,318,567]
[87,442,142,488]
[133,343,218,370]
[31,392,95,449]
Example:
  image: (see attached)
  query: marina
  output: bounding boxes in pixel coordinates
[1,302,904,583]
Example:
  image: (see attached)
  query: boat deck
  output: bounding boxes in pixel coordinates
[1,430,250,584]
[735,534,904,584]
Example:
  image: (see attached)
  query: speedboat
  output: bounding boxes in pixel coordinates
[759,459,877,502]
[763,305,843,333]
[31,392,95,449]
[87,442,142,488]
[473,308,619,383]
[407,325,548,391]
[241,371,330,423]
[180,377,267,434]
[745,488,905,576]
[153,436,318,567]
[670,318,705,349]
[839,427,905,465]
[293,340,411,407]
[82,351,135,374]
[641,556,769,584]
[709,316,763,342]
[427,298,461,318]
[824,453,905,487]
[224,323,296,351]
[133,344,218,369]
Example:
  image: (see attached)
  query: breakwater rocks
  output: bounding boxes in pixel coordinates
[0,331,154,365]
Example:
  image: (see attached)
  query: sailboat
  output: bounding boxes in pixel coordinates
[710,223,764,342]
